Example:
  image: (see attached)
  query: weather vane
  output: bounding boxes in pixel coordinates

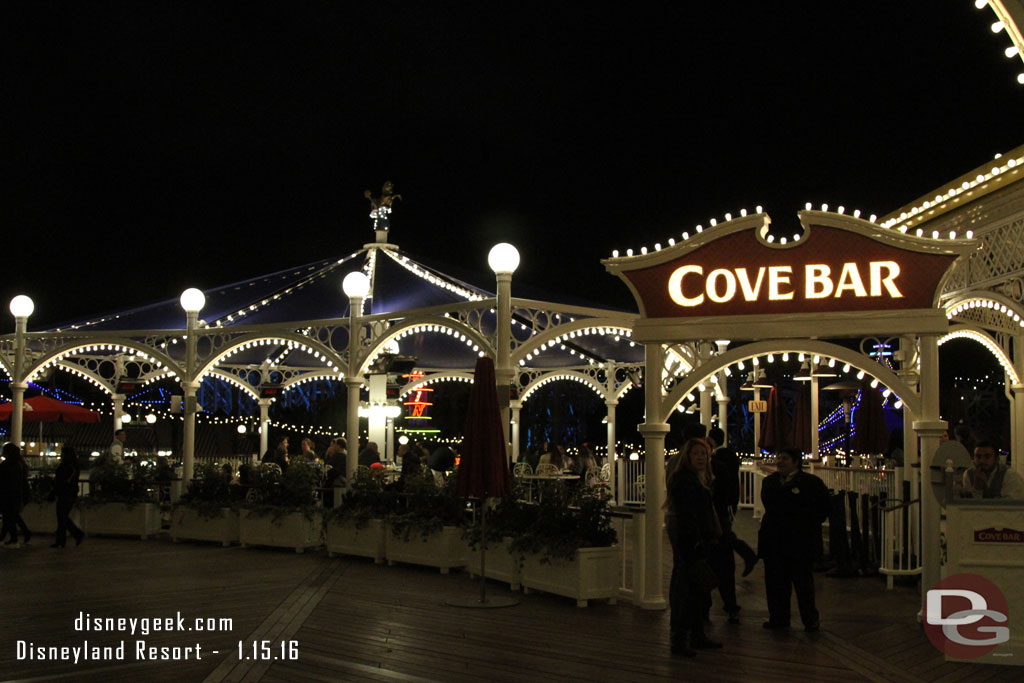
[364,180,401,233]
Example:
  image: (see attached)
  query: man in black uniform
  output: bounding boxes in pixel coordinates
[757,447,830,632]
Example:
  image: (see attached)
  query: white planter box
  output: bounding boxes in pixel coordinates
[468,537,520,590]
[239,509,322,553]
[81,502,162,540]
[170,506,240,547]
[386,524,467,574]
[21,501,82,533]
[326,518,387,562]
[521,545,619,607]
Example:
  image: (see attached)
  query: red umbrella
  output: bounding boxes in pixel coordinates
[758,386,790,453]
[450,356,516,608]
[854,384,888,455]
[0,395,101,423]
[456,357,511,499]
[788,382,812,455]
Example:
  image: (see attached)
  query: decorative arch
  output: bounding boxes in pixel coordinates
[519,370,608,404]
[196,332,344,384]
[27,341,182,385]
[399,372,475,399]
[53,361,115,396]
[208,370,262,400]
[280,371,345,394]
[939,325,1021,385]
[512,317,635,364]
[660,339,922,423]
[944,292,1024,330]
[359,317,493,375]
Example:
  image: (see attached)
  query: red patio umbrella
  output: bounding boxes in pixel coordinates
[788,382,813,455]
[758,386,791,453]
[0,395,101,423]
[449,356,516,608]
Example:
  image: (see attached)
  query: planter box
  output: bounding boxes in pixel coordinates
[171,506,240,547]
[468,537,520,590]
[239,509,322,553]
[21,501,82,533]
[386,525,467,574]
[81,502,162,540]
[521,545,619,607]
[326,518,387,563]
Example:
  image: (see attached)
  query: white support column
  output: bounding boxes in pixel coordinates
[639,342,667,610]
[368,373,387,453]
[716,392,729,445]
[913,334,946,609]
[510,401,521,461]
[385,416,396,464]
[699,388,712,432]
[1011,384,1024,478]
[494,272,514,461]
[752,387,762,455]
[182,382,198,482]
[605,399,618,500]
[10,309,30,446]
[112,394,126,438]
[810,375,820,461]
[345,379,361,479]
[258,398,271,458]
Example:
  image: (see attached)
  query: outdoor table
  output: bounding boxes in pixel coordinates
[518,473,581,501]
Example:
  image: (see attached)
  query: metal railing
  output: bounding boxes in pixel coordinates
[878,497,921,589]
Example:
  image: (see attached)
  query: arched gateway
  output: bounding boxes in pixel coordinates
[604,209,975,611]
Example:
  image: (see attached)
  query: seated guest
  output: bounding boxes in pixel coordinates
[399,443,422,480]
[573,443,598,475]
[429,443,457,472]
[961,441,1024,499]
[358,441,381,467]
[538,443,567,470]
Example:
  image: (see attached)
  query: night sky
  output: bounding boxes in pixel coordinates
[5,3,1024,330]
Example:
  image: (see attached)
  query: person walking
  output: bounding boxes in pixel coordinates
[665,438,723,656]
[0,442,32,547]
[758,447,830,632]
[50,445,85,547]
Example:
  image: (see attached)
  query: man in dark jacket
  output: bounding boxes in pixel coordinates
[708,427,759,577]
[757,447,830,632]
[428,443,457,472]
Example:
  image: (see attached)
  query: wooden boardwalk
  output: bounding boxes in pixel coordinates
[0,513,1017,683]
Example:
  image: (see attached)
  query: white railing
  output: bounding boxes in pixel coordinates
[610,505,646,605]
[617,458,646,505]
[879,497,921,589]
[813,465,897,500]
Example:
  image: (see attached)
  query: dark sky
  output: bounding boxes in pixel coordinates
[5,2,1024,329]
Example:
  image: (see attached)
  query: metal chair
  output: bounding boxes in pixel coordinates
[535,463,560,477]
[513,462,533,478]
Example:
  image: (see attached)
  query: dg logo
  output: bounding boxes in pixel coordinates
[924,573,1010,659]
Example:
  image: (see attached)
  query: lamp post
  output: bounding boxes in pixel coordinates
[488,243,519,461]
[343,271,370,480]
[179,288,205,483]
[8,295,34,447]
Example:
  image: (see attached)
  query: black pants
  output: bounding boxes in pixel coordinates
[668,535,711,634]
[1,506,30,543]
[710,539,738,613]
[763,550,819,627]
[55,496,82,546]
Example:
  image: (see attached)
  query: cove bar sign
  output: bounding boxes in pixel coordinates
[604,211,972,321]
[667,261,903,308]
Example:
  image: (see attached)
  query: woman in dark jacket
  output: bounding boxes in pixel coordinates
[665,438,723,656]
[0,442,32,546]
[51,445,84,547]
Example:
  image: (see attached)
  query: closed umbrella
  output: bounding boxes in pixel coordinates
[854,384,888,455]
[757,386,790,453]
[448,356,517,608]
[788,382,812,455]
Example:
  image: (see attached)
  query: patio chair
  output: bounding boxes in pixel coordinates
[535,463,560,477]
[513,462,533,478]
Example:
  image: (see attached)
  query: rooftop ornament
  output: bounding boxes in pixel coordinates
[364,180,402,237]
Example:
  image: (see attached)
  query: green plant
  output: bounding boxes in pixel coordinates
[324,467,394,528]
[508,482,616,562]
[178,463,239,519]
[82,462,156,507]
[388,469,467,541]
[243,461,321,522]
[463,494,536,550]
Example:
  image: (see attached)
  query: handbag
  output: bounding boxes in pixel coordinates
[687,557,719,592]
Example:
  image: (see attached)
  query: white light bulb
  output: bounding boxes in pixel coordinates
[179,288,205,313]
[9,295,35,318]
[488,242,520,274]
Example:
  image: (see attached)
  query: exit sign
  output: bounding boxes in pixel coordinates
[748,400,767,413]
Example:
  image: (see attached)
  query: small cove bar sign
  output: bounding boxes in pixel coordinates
[603,211,976,341]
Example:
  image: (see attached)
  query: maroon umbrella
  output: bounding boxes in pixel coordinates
[788,382,813,455]
[449,356,516,608]
[0,395,101,423]
[456,357,511,499]
[758,386,790,453]
[854,384,888,455]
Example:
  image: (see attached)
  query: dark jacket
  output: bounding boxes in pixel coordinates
[358,447,381,467]
[0,457,30,512]
[667,468,721,561]
[428,446,455,472]
[758,470,830,559]
[711,446,740,511]
[54,459,81,500]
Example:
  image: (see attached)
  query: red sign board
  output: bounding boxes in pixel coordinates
[973,527,1024,543]
[621,225,957,318]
